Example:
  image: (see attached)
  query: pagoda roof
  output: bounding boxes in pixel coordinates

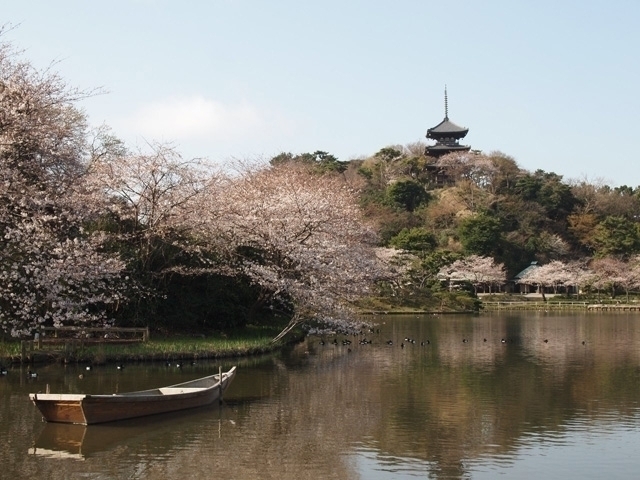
[426,144,470,154]
[427,117,469,135]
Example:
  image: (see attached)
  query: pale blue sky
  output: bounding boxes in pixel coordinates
[4,1,639,186]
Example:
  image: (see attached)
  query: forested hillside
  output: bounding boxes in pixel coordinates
[349,146,640,270]
[345,145,640,302]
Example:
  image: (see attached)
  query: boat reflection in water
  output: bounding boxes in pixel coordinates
[31,423,94,460]
[29,400,238,460]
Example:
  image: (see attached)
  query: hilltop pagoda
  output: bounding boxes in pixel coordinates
[425,87,470,157]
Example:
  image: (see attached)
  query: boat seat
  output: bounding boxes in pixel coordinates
[158,387,207,395]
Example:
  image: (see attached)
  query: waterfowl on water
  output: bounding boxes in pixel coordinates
[501,338,507,344]
[27,370,38,378]
[462,339,469,343]
[86,365,92,371]
[0,366,7,376]
[116,364,124,370]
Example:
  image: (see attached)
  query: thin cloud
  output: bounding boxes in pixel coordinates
[120,96,267,141]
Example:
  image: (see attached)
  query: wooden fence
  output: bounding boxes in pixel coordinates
[20,326,149,363]
[587,304,640,311]
[38,326,150,341]
[482,301,640,312]
[481,301,589,311]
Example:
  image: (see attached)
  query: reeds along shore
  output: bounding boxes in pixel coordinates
[0,334,284,366]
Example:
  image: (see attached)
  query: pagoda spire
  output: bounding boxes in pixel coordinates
[444,85,449,120]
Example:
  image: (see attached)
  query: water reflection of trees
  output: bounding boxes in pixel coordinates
[365,313,640,477]
[5,314,640,479]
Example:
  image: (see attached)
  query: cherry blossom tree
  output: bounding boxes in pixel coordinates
[536,232,571,259]
[0,36,128,336]
[438,255,506,294]
[0,223,126,336]
[627,255,640,301]
[197,162,392,341]
[435,152,498,189]
[0,37,93,188]
[370,247,421,298]
[562,260,594,299]
[590,256,640,301]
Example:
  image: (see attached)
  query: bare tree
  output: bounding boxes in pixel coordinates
[570,176,640,219]
[84,141,211,272]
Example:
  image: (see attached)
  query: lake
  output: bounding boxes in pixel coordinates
[2,312,640,479]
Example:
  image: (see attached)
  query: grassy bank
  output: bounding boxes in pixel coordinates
[357,293,480,314]
[0,324,294,365]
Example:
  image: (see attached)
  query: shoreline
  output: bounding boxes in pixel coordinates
[4,300,632,365]
[0,330,298,366]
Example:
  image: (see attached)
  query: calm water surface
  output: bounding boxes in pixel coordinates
[2,312,640,479]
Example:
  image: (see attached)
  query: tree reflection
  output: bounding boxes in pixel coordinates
[5,313,640,479]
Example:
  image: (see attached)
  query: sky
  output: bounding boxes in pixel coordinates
[3,0,640,187]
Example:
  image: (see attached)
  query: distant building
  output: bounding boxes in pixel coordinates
[513,261,540,294]
[425,87,471,158]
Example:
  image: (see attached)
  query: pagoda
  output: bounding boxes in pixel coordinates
[425,87,470,157]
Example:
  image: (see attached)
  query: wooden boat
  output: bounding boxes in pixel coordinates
[29,366,236,425]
